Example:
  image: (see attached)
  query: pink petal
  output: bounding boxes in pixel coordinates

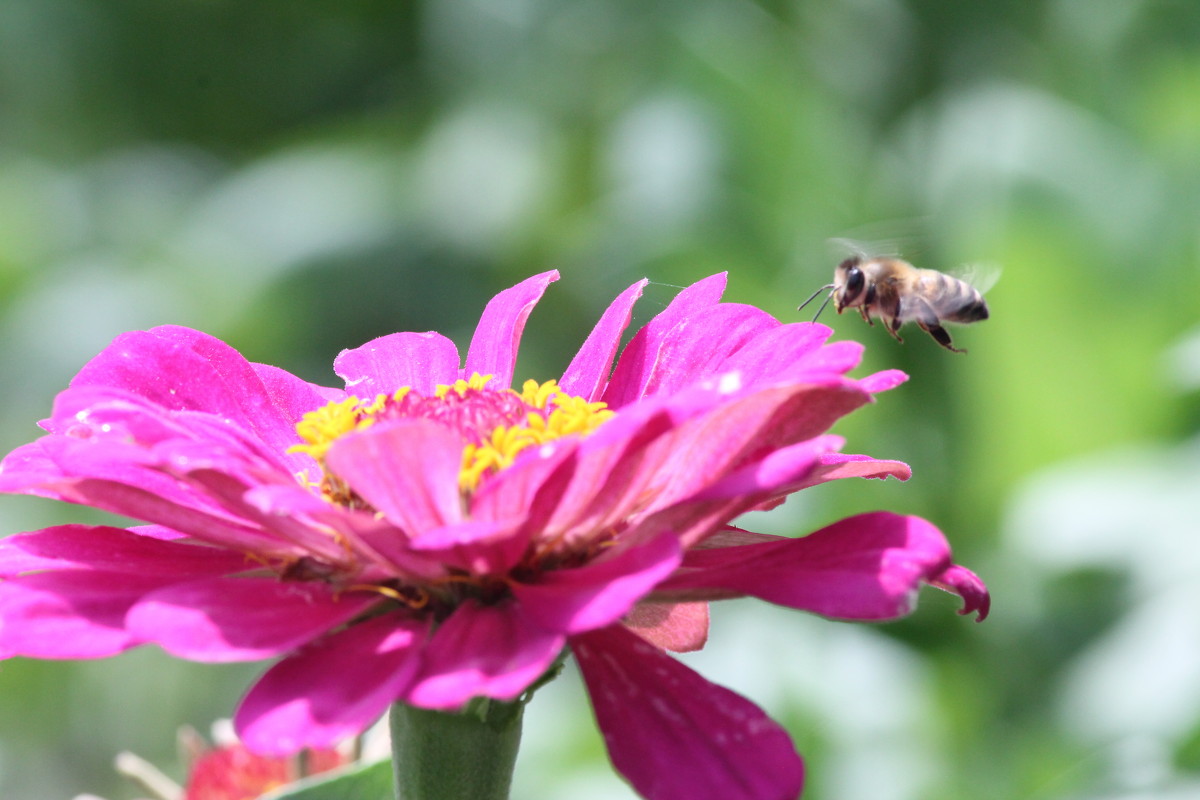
[38,386,306,486]
[0,572,172,657]
[736,451,911,514]
[5,405,309,557]
[603,273,727,408]
[404,519,522,575]
[655,383,871,506]
[624,384,874,548]
[511,534,683,634]
[572,624,804,800]
[560,279,649,401]
[64,326,323,464]
[534,408,679,540]
[125,524,189,541]
[333,331,460,397]
[783,339,864,377]
[236,613,427,754]
[462,270,560,388]
[127,578,379,662]
[29,469,297,556]
[458,439,582,573]
[929,564,991,621]
[858,368,908,394]
[252,362,345,406]
[183,470,353,563]
[636,303,781,398]
[324,419,464,535]
[624,600,709,653]
[659,512,956,620]
[791,453,912,490]
[698,526,781,547]
[532,388,728,544]
[294,505,450,584]
[0,440,62,496]
[690,436,841,501]
[405,600,565,709]
[0,524,246,578]
[720,322,835,385]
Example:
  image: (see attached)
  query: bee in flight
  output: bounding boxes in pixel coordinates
[798,255,993,353]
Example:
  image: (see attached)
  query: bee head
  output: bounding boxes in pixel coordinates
[834,256,866,311]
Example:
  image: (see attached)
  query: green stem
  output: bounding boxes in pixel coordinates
[389,698,524,800]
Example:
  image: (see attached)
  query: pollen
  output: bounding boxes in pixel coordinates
[458,380,613,491]
[289,396,376,461]
[435,373,495,398]
[292,375,614,501]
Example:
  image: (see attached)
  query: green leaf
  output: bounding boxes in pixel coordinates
[257,759,394,800]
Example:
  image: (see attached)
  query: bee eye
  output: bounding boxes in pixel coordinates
[845,266,864,296]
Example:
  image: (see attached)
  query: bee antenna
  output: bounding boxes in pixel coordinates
[810,290,835,323]
[797,284,835,321]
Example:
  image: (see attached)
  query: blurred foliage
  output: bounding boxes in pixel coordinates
[2,1,1199,798]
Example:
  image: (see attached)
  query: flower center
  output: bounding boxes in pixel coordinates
[291,374,613,500]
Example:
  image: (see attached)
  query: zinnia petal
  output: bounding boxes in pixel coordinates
[325,419,465,535]
[790,452,912,490]
[236,613,427,754]
[0,572,191,658]
[632,302,780,398]
[0,525,252,658]
[603,273,727,407]
[463,270,560,388]
[573,624,804,800]
[0,524,240,577]
[719,321,837,385]
[127,578,380,662]
[405,600,565,709]
[659,512,959,620]
[690,435,843,501]
[560,279,648,401]
[623,600,710,653]
[858,368,908,394]
[333,331,460,397]
[511,533,683,634]
[64,326,327,466]
[929,563,991,621]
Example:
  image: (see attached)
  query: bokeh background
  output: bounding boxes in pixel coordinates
[2,1,1199,798]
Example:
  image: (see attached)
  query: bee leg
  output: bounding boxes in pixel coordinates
[885,316,904,343]
[859,306,873,326]
[919,321,966,353]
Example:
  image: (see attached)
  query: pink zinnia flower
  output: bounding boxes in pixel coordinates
[0,272,987,800]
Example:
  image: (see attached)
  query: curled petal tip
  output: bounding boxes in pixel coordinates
[931,564,990,622]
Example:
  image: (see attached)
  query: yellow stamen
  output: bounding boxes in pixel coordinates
[458,380,614,491]
[436,373,494,398]
[519,378,562,408]
[343,583,428,608]
[289,396,374,460]
[292,375,614,499]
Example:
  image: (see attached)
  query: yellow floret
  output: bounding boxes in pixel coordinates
[289,396,374,460]
[292,376,615,498]
[436,373,494,398]
[458,382,614,492]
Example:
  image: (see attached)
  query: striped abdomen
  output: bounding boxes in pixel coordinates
[920,270,989,323]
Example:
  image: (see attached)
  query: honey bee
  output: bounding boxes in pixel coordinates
[798,255,992,353]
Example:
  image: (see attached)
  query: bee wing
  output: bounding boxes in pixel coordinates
[951,263,1002,295]
[828,217,931,258]
[827,236,904,260]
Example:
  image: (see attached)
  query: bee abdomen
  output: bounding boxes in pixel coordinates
[953,295,989,322]
[932,272,989,323]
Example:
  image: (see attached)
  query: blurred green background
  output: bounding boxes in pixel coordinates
[1,1,1199,798]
